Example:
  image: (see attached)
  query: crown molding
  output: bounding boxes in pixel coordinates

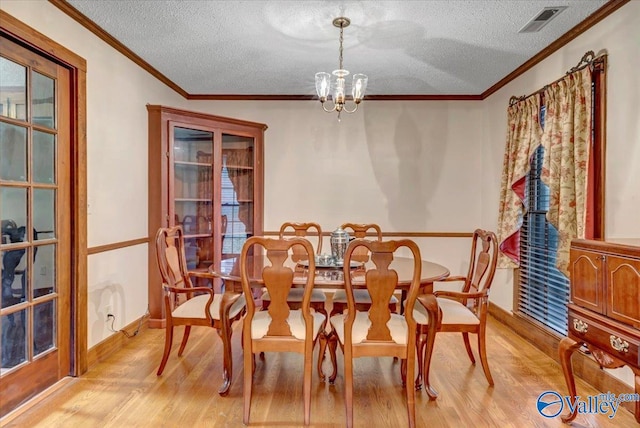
[186,94,483,101]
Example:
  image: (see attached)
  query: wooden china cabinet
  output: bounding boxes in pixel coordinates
[560,238,640,423]
[147,105,267,327]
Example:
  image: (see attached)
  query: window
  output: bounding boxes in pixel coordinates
[517,58,605,335]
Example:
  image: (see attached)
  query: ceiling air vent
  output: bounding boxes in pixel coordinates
[519,6,567,33]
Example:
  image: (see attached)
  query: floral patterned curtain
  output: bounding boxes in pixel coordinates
[540,67,593,275]
[496,95,543,268]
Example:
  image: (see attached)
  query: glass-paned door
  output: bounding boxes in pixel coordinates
[0,35,71,416]
[221,134,255,259]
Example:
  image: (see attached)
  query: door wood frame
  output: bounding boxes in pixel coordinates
[1,10,88,375]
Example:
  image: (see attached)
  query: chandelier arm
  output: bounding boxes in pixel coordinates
[321,102,338,113]
[342,103,359,114]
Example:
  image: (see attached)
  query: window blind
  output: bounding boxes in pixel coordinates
[518,142,570,335]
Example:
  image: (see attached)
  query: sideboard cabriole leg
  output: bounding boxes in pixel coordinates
[559,337,581,423]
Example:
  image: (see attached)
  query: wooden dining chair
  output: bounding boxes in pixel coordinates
[241,236,326,426]
[262,222,328,325]
[414,229,498,397]
[320,223,399,379]
[330,223,398,317]
[155,226,245,396]
[278,221,323,259]
[329,238,422,428]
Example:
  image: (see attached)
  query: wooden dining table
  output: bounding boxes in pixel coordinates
[209,254,450,396]
[212,255,449,292]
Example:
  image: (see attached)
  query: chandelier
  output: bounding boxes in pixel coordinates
[315,17,368,120]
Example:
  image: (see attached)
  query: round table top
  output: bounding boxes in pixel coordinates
[210,255,450,289]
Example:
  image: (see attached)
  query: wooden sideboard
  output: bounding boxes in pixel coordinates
[559,238,640,423]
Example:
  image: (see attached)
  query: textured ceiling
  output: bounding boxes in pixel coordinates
[65,0,608,96]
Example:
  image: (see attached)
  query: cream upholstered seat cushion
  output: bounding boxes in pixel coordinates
[251,309,326,340]
[330,311,408,345]
[172,293,246,321]
[412,297,480,326]
[332,289,398,305]
[262,288,326,302]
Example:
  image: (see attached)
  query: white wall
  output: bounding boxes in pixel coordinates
[2,0,639,348]
[482,0,640,311]
[189,100,483,233]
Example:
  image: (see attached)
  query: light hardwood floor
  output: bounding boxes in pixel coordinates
[2,313,637,427]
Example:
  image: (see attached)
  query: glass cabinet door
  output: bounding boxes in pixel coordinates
[221,134,255,259]
[171,126,214,270]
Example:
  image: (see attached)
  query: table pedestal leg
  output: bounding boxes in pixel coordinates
[318,331,328,381]
[328,332,338,384]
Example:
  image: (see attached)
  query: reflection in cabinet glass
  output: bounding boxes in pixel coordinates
[147,105,266,327]
[222,134,255,256]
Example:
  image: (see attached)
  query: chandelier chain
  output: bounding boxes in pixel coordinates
[338,24,344,70]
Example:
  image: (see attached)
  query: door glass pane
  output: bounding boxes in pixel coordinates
[32,71,55,129]
[33,244,55,298]
[0,57,26,121]
[1,247,28,308]
[33,131,55,184]
[33,189,55,241]
[0,122,27,181]
[33,300,55,356]
[1,308,27,369]
[222,134,254,257]
[0,187,27,234]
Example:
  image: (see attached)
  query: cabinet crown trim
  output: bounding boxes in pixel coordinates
[146,104,268,131]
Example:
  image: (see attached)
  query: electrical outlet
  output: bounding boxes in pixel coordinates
[105,305,113,321]
[40,266,47,276]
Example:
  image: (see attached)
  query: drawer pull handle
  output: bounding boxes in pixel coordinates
[610,335,629,353]
[573,319,588,334]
